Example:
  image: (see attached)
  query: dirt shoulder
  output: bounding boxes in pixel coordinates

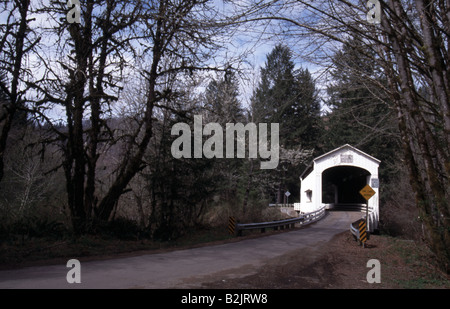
[199,231,450,289]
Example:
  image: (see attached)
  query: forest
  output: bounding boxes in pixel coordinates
[0,0,449,273]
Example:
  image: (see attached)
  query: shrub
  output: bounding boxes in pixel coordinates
[98,217,144,240]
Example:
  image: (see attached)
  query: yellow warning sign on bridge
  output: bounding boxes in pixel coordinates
[359,184,376,201]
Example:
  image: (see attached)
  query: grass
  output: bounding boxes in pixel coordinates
[378,236,450,288]
[395,277,449,289]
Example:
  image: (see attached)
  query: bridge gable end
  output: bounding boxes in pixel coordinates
[314,144,380,174]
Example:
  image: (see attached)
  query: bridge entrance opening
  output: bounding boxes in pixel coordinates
[322,166,370,210]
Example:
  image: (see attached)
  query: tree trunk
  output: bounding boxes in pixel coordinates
[0,0,31,185]
[381,0,450,271]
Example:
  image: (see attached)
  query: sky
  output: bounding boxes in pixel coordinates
[209,0,328,110]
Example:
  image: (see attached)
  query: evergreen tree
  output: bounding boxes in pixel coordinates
[252,44,320,150]
[290,67,321,150]
[251,44,320,202]
[323,37,401,185]
[252,44,295,129]
[202,71,245,124]
[201,72,247,205]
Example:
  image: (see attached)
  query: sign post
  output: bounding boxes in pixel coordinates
[359,184,376,247]
[285,191,291,205]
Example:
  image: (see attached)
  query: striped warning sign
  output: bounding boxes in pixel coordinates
[228,216,236,235]
[359,220,367,243]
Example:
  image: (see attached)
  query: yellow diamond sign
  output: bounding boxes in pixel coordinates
[360,184,376,201]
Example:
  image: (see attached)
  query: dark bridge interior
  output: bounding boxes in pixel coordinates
[322,166,369,209]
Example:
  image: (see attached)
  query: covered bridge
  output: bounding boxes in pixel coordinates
[294,144,380,232]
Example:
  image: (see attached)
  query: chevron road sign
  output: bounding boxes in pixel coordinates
[228,217,236,235]
[359,220,367,243]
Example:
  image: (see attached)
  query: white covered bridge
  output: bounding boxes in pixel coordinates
[294,144,380,232]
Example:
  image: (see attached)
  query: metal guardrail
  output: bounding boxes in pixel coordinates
[268,203,294,207]
[235,206,326,236]
[350,218,367,245]
[350,221,360,239]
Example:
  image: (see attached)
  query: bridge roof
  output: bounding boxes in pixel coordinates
[313,144,381,164]
[300,144,380,179]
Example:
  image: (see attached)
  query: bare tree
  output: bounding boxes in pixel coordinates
[29,0,234,233]
[0,0,38,184]
[95,0,232,223]
[1,127,57,218]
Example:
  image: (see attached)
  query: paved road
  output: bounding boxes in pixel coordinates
[0,211,362,289]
